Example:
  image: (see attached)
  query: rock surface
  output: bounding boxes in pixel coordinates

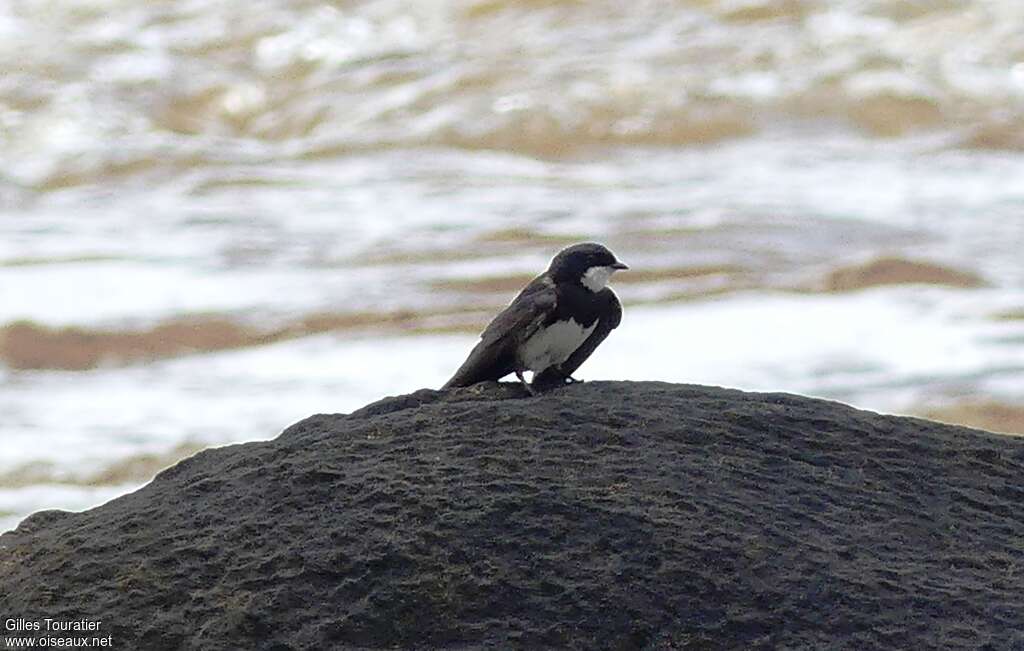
[2,382,1023,650]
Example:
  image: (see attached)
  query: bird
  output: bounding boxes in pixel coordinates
[442,242,627,394]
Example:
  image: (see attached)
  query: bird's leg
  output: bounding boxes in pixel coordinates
[515,370,536,395]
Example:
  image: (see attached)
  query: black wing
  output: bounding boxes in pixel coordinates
[442,276,557,388]
[532,287,621,390]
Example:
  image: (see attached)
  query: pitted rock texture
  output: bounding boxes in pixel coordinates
[1,382,1023,650]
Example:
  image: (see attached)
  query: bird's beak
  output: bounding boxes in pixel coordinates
[611,261,629,270]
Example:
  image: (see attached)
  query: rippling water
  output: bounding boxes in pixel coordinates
[2,0,1024,530]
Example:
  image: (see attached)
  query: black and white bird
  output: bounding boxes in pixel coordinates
[443,242,628,394]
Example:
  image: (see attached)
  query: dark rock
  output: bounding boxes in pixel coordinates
[2,381,1023,650]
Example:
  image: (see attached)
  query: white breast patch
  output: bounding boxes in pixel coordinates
[520,319,596,373]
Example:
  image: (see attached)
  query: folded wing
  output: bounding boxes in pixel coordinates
[442,277,557,388]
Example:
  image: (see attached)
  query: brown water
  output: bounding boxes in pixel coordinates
[2,0,1024,530]
[2,0,1024,190]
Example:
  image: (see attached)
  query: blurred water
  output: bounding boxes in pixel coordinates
[2,0,1023,530]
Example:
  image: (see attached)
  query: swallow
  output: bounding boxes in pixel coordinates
[443,242,627,394]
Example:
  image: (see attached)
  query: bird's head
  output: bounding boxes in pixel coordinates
[548,242,629,291]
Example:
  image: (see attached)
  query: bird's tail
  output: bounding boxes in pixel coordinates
[441,341,511,390]
[441,367,472,390]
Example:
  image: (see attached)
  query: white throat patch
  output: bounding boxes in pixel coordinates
[581,265,616,292]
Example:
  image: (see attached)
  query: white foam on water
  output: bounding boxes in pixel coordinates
[0,483,142,534]
[0,259,376,326]
[586,290,1024,411]
[0,332,470,474]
